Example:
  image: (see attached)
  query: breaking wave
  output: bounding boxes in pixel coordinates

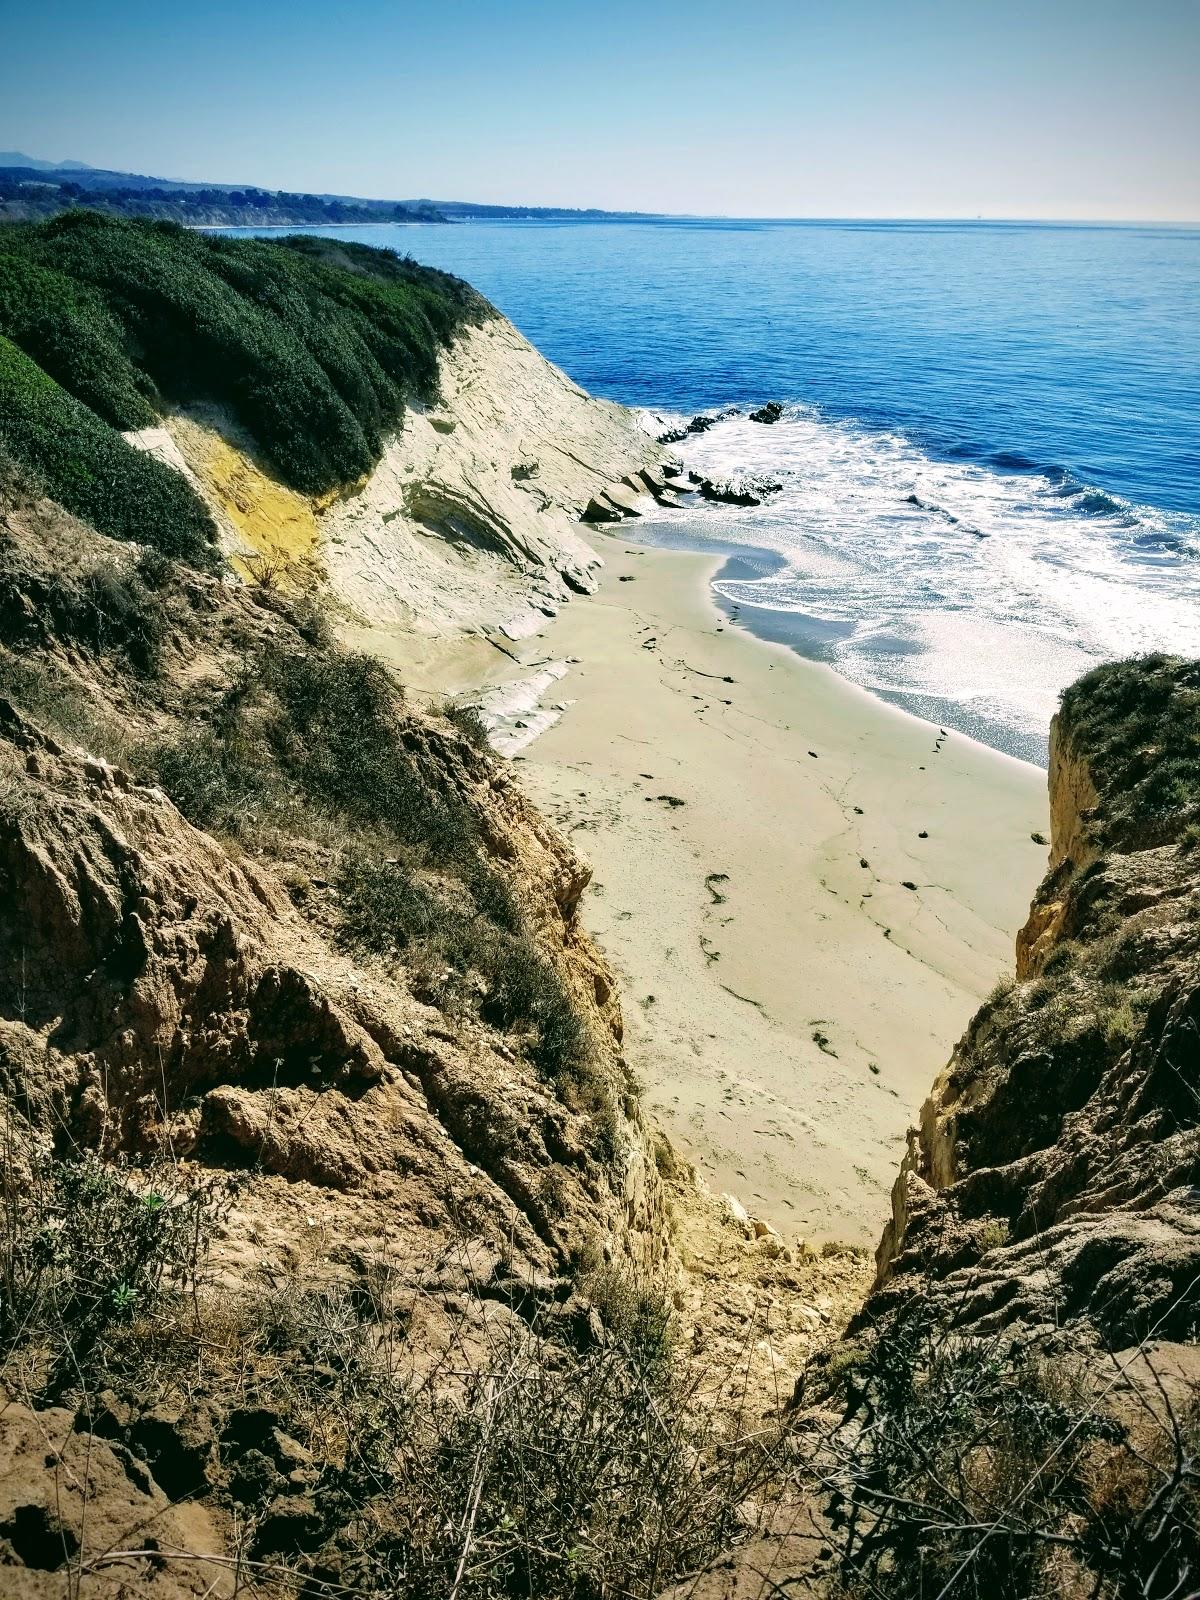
[638,406,1200,764]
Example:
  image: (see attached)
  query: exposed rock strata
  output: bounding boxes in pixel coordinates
[128,317,659,638]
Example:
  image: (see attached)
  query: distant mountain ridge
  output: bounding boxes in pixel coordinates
[0,152,664,222]
[0,150,94,171]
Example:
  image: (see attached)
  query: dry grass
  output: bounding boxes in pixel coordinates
[805,1304,1200,1600]
[0,1137,795,1599]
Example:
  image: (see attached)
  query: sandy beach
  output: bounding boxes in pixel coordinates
[362,531,1047,1243]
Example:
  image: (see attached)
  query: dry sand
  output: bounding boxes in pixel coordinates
[365,531,1047,1244]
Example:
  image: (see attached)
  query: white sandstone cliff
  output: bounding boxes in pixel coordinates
[127,316,659,638]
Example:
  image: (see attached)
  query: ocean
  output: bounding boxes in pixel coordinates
[224,218,1200,765]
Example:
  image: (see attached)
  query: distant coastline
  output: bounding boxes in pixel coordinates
[0,150,669,229]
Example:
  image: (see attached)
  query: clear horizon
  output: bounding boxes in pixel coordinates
[3,0,1198,224]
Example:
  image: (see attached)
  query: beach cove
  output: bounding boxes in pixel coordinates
[361,531,1046,1242]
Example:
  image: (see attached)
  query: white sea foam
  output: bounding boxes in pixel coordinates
[639,408,1200,761]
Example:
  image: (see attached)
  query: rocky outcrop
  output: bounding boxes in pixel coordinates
[869,661,1200,1347]
[1045,713,1102,874]
[655,407,741,446]
[1015,717,1101,977]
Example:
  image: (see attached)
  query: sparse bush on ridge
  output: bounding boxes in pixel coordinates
[0,1151,228,1397]
[0,551,171,674]
[335,850,603,1106]
[55,563,169,675]
[810,1305,1200,1600]
[442,698,492,751]
[0,651,108,748]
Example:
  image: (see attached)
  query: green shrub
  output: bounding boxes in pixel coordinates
[59,565,168,675]
[581,1265,674,1364]
[976,1217,1011,1252]
[442,699,491,751]
[479,929,595,1088]
[1060,655,1200,849]
[0,252,157,429]
[0,333,217,565]
[0,213,490,498]
[982,972,1015,1011]
[1097,988,1140,1047]
[336,850,445,954]
[0,652,104,746]
[146,724,273,829]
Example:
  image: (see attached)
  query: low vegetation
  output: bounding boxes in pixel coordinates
[810,1306,1200,1600]
[1060,654,1200,848]
[0,531,176,672]
[0,1152,225,1400]
[0,1148,780,1599]
[0,332,218,564]
[0,211,491,509]
[138,638,605,1117]
[4,1139,1193,1599]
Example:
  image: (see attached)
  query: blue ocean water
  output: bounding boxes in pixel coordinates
[225,219,1200,762]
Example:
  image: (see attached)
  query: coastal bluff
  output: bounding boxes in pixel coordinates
[0,216,1195,1598]
[872,657,1200,1346]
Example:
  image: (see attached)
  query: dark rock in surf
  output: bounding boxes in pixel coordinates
[749,402,784,424]
[698,479,761,507]
[655,408,741,445]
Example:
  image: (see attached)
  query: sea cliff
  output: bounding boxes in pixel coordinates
[0,220,1195,1599]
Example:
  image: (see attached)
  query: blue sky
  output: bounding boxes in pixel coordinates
[2,0,1198,220]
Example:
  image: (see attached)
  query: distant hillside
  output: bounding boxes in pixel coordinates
[413,199,665,221]
[0,163,448,227]
[0,153,664,225]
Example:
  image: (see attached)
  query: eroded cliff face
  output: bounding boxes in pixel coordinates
[871,665,1200,1347]
[127,316,660,641]
[0,439,869,1599]
[1014,714,1101,978]
[0,485,668,1299]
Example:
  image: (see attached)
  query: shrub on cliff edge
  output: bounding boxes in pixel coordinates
[0,212,491,496]
[1060,654,1200,849]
